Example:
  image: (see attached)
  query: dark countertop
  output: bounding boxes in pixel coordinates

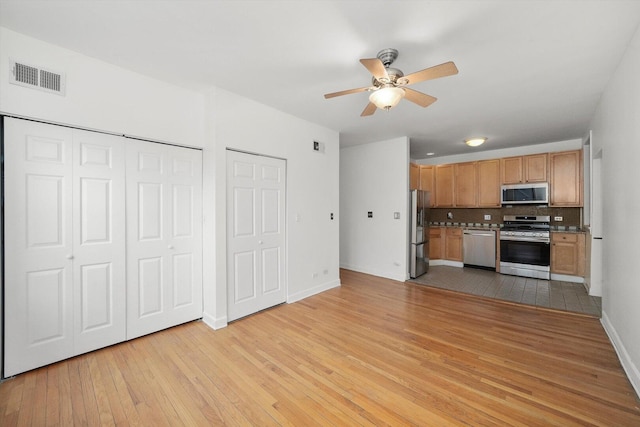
[429,222,586,233]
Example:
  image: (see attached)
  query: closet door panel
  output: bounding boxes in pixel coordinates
[72,129,126,355]
[166,145,202,326]
[4,118,75,377]
[126,141,202,339]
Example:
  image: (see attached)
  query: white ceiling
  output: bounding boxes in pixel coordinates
[1,1,639,158]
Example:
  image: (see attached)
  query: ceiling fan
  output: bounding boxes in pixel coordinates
[324,48,458,116]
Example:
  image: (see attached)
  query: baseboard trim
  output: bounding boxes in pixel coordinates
[550,273,585,284]
[287,278,341,304]
[601,310,640,398]
[202,312,228,330]
[339,263,407,282]
[429,259,464,268]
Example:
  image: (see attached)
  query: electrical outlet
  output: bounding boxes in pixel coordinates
[368,211,373,218]
[554,216,563,221]
[484,214,491,220]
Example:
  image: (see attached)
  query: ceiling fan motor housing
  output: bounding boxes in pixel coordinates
[372,68,404,86]
[377,48,399,67]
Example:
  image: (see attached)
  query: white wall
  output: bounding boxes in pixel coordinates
[202,87,340,328]
[0,27,205,147]
[1,27,341,353]
[589,24,640,395]
[0,26,207,379]
[340,137,410,282]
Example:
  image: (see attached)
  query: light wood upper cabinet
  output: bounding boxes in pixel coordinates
[550,150,583,207]
[410,163,420,190]
[435,164,455,207]
[551,232,585,276]
[455,162,477,207]
[419,165,435,207]
[477,159,501,207]
[501,154,548,184]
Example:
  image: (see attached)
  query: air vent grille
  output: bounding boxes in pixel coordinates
[14,62,39,86]
[10,59,66,95]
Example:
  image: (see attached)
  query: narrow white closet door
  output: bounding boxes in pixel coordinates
[226,150,286,322]
[72,129,126,354]
[126,140,203,339]
[4,118,75,376]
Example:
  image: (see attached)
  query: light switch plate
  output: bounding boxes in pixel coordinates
[394,212,400,219]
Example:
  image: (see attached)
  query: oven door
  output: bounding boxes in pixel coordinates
[500,237,550,266]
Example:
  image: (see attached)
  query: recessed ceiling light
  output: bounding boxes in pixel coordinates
[426,152,435,156]
[464,137,487,147]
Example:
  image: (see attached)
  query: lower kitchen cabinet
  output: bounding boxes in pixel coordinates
[429,227,463,262]
[445,227,463,261]
[429,227,444,259]
[551,232,585,276]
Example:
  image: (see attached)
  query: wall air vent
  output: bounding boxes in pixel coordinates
[10,59,66,96]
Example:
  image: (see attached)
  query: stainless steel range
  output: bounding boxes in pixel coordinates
[499,215,551,280]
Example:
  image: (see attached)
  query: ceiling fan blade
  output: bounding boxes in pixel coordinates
[360,58,390,82]
[361,102,377,117]
[324,86,370,99]
[404,88,437,108]
[402,61,459,86]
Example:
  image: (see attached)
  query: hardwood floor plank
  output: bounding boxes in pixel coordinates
[2,269,639,425]
[44,364,60,426]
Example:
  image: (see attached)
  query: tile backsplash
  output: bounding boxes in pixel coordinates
[429,206,582,228]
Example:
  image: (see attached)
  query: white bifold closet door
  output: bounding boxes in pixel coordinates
[4,118,126,377]
[125,139,203,340]
[226,150,286,322]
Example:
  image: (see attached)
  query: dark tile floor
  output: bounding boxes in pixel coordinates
[409,265,602,317]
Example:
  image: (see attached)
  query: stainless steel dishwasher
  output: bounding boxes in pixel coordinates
[463,229,496,270]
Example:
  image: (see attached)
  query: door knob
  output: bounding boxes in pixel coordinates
[168,245,174,249]
[66,254,74,260]
[258,240,264,245]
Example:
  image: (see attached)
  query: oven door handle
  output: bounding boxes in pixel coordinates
[500,236,550,243]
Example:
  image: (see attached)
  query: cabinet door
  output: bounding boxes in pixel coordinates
[524,154,548,182]
[126,141,203,340]
[419,165,435,206]
[455,162,477,207]
[435,164,455,207]
[551,233,585,276]
[429,227,443,260]
[445,228,463,261]
[410,163,420,190]
[501,156,523,184]
[477,159,501,207]
[550,150,582,207]
[501,154,547,184]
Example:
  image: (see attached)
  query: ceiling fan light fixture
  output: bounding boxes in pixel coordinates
[369,86,405,110]
[465,137,487,147]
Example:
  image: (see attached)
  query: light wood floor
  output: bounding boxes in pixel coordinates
[2,269,639,426]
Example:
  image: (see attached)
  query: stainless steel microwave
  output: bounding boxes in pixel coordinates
[501,182,549,205]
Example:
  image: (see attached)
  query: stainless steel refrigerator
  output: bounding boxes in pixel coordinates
[410,189,430,278]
